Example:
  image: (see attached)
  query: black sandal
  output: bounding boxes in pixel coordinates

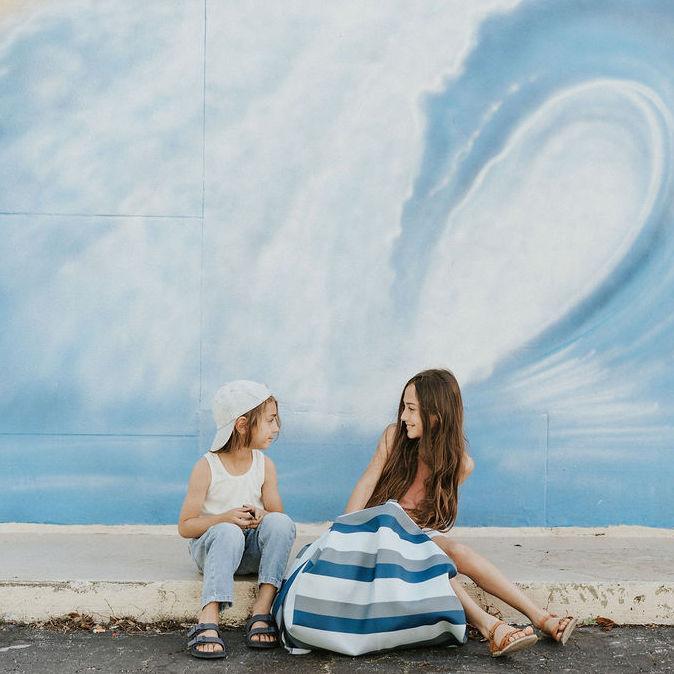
[244,613,279,649]
[187,622,226,659]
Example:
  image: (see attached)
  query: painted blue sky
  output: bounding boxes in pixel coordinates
[0,0,672,525]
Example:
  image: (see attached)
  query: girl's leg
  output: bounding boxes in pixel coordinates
[189,523,246,654]
[436,536,572,639]
[449,578,536,650]
[241,512,296,644]
[450,577,535,649]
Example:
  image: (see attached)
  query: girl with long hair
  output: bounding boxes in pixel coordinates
[345,369,576,657]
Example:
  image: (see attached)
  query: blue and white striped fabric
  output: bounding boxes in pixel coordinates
[272,501,466,656]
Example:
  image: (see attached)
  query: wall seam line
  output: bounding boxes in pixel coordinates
[0,433,198,438]
[543,412,550,527]
[197,0,208,453]
[0,212,202,220]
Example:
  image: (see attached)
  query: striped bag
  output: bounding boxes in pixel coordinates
[272,500,466,655]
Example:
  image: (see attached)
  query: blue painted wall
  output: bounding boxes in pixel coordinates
[1,0,673,526]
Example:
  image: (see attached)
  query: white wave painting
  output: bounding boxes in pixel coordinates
[0,0,672,525]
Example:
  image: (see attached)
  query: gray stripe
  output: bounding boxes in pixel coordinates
[284,626,464,656]
[281,630,314,651]
[319,546,450,572]
[293,594,464,619]
[390,628,467,652]
[336,501,421,535]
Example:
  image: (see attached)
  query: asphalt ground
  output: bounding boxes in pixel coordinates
[1,624,673,673]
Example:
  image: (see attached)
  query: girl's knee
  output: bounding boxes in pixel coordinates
[261,511,296,537]
[449,541,470,556]
[436,537,471,561]
[447,543,483,578]
[209,522,245,545]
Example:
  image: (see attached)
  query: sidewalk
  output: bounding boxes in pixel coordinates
[1,524,673,626]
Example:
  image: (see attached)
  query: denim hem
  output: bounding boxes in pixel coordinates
[257,576,281,589]
[201,596,233,611]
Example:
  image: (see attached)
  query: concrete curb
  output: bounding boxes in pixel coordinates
[466,580,674,626]
[3,579,672,626]
[0,580,253,626]
[2,524,672,626]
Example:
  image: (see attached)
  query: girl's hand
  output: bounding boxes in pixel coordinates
[253,506,267,524]
[223,507,256,529]
[242,504,267,528]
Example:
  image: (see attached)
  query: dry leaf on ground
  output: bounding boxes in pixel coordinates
[595,616,617,631]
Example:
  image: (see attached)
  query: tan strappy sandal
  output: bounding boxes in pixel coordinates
[487,620,538,657]
[536,613,578,644]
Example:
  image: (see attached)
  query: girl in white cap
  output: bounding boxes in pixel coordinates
[178,380,296,659]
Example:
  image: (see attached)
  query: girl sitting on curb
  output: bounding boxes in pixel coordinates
[346,369,576,657]
[178,380,296,659]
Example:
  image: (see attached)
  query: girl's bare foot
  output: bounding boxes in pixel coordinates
[194,628,224,654]
[487,619,538,657]
[246,584,278,646]
[245,616,278,646]
[537,613,578,644]
[249,623,275,644]
[190,602,224,655]
[186,622,226,658]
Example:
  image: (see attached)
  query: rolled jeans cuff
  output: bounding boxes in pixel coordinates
[257,575,282,589]
[201,595,233,611]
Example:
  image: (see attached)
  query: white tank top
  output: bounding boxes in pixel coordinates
[201,450,265,515]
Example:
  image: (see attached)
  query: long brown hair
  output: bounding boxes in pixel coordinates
[366,369,466,530]
[216,396,279,453]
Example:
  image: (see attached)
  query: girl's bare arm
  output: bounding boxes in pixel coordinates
[260,456,283,513]
[458,452,475,485]
[177,458,252,538]
[344,424,396,513]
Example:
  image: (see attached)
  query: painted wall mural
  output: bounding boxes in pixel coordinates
[1,0,672,526]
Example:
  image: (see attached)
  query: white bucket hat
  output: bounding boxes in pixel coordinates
[209,380,273,452]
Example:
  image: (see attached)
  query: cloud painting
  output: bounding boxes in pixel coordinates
[1,0,672,525]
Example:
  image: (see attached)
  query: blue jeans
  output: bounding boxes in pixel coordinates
[189,512,296,611]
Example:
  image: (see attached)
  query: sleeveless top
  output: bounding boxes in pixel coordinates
[398,460,430,512]
[201,450,265,515]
